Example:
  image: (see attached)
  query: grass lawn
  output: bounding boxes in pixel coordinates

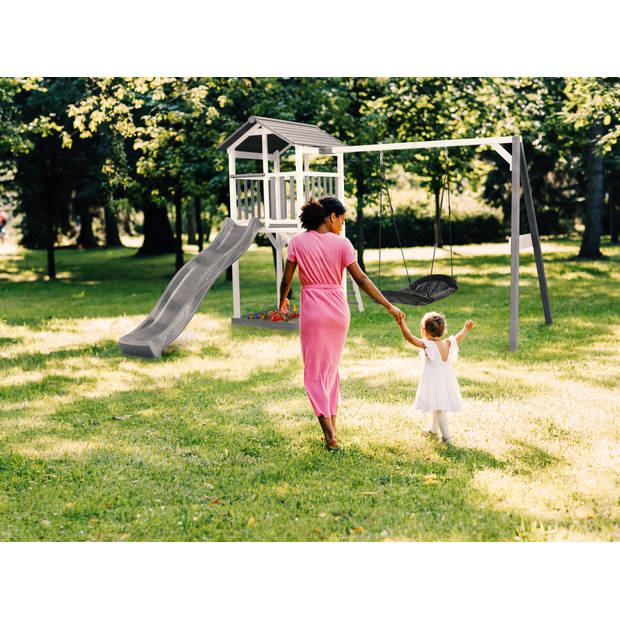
[0,236,618,541]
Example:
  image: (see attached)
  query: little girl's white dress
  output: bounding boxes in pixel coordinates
[413,336,463,412]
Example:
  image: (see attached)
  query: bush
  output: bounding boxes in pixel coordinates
[345,207,505,249]
[251,209,505,249]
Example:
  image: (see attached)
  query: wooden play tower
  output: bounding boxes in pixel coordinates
[217,116,365,321]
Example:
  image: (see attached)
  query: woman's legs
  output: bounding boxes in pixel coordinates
[318,415,338,449]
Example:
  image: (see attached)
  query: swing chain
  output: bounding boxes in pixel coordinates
[378,151,383,290]
[379,151,411,286]
[427,148,453,295]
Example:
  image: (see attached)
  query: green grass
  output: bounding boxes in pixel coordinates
[1,236,619,541]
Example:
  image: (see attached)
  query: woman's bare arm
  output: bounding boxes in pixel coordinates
[278,260,297,310]
[346,261,405,323]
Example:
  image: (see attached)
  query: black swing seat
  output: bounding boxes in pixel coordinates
[381,274,458,306]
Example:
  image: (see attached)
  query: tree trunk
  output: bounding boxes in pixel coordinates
[118,210,134,236]
[76,202,98,248]
[610,183,618,245]
[434,186,443,248]
[46,197,56,280]
[204,213,212,246]
[103,198,123,247]
[579,122,605,259]
[187,197,197,246]
[174,188,184,272]
[137,198,176,255]
[355,173,366,272]
[194,195,204,251]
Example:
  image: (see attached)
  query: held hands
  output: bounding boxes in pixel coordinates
[464,319,475,330]
[387,304,405,324]
[279,298,290,314]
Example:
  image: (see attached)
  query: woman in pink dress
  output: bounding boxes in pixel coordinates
[279,197,405,451]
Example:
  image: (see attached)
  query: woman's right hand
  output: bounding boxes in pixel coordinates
[387,304,405,323]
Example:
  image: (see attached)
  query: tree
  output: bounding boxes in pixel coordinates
[476,78,583,233]
[384,78,483,248]
[320,78,388,271]
[562,78,620,258]
[69,78,219,265]
[10,78,89,278]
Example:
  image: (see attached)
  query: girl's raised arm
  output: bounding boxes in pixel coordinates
[455,320,475,342]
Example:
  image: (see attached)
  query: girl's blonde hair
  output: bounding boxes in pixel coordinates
[421,311,446,338]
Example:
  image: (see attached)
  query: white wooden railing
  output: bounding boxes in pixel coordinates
[231,172,338,225]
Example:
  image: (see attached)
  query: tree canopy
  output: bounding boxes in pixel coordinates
[0,77,617,279]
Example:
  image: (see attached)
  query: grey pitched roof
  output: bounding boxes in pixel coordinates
[217,116,345,154]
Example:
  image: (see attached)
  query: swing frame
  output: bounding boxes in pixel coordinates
[320,136,553,352]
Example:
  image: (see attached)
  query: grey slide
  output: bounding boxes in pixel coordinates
[119,217,262,358]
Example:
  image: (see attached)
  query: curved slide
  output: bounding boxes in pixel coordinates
[119,217,262,358]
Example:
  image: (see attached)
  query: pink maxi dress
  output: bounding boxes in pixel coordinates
[286,231,357,418]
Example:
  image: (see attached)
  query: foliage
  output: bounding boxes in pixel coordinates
[562,78,620,152]
[345,208,505,250]
[10,78,97,249]
[2,77,619,258]
[318,78,390,268]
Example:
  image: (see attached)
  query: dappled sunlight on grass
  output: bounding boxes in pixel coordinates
[14,437,103,460]
[1,239,619,540]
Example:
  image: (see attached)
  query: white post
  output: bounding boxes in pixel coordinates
[509,136,521,351]
[336,153,345,202]
[295,149,303,229]
[228,151,237,221]
[275,233,283,306]
[274,150,281,220]
[337,152,363,312]
[337,153,348,300]
[303,153,310,200]
[262,132,270,228]
[232,261,241,318]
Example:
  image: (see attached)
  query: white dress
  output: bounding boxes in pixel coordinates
[413,336,463,412]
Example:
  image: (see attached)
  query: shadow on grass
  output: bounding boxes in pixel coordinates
[0,340,123,372]
[0,359,574,542]
[507,440,562,476]
[0,373,97,403]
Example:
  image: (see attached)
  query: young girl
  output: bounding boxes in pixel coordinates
[397,312,474,444]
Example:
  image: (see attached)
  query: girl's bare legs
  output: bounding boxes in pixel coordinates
[422,411,440,437]
[436,410,452,444]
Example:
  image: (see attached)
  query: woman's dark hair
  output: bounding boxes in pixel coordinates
[299,196,345,231]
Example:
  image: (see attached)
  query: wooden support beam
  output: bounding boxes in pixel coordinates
[232,260,241,318]
[295,149,303,223]
[262,133,270,227]
[509,136,521,352]
[229,152,237,221]
[321,136,514,155]
[274,150,282,220]
[520,142,552,325]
